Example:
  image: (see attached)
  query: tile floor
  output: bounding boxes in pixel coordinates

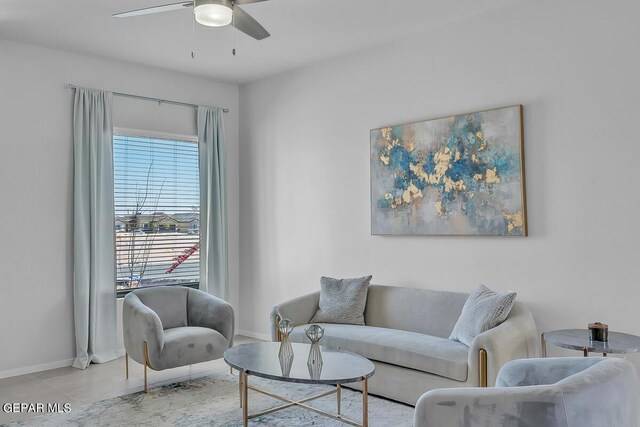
[0,335,258,424]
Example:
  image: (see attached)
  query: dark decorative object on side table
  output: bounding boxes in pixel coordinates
[588,322,608,342]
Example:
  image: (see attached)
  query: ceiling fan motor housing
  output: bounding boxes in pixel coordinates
[194,0,234,27]
[194,0,233,8]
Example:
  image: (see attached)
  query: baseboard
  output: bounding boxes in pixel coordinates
[237,329,271,342]
[0,358,75,380]
[0,350,127,380]
[0,340,261,379]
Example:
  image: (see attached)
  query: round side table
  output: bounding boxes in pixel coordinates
[541,329,640,357]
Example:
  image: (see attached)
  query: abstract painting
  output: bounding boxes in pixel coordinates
[370,105,527,236]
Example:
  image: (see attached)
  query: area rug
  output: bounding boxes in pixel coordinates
[6,370,414,426]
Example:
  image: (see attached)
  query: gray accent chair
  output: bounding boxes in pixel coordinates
[415,357,640,427]
[270,285,538,405]
[123,286,234,392]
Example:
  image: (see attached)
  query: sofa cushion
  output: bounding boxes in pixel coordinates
[310,276,372,325]
[449,284,517,346]
[156,326,227,370]
[290,324,469,381]
[364,285,469,338]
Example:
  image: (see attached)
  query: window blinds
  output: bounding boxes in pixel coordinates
[113,134,200,292]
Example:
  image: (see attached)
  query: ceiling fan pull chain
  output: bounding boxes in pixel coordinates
[191,11,196,59]
[232,6,237,56]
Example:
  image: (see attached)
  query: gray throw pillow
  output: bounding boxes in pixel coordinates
[310,276,372,325]
[449,284,517,346]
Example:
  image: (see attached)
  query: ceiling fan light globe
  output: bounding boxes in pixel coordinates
[194,3,233,27]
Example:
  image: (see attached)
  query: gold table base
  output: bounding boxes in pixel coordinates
[239,371,368,427]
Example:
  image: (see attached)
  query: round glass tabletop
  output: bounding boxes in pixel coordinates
[224,342,375,385]
[544,329,640,354]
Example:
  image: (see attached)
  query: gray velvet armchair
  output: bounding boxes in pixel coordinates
[123,286,234,392]
[415,357,640,427]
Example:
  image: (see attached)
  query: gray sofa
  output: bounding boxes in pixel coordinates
[123,286,234,392]
[415,357,640,427]
[270,285,538,405]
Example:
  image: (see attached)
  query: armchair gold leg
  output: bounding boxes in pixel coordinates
[143,342,150,393]
[125,352,129,379]
[479,348,488,387]
[239,370,244,408]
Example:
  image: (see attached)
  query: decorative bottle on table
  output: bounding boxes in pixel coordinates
[278,318,295,377]
[278,318,294,359]
[305,324,324,377]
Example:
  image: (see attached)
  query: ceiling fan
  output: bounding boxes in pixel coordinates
[113,0,270,40]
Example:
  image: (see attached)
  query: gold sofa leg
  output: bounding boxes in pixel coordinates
[125,352,129,379]
[479,348,488,387]
[274,314,282,342]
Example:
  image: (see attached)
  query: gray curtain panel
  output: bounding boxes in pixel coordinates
[198,107,229,300]
[72,88,118,369]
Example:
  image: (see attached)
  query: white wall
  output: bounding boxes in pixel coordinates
[0,39,240,377]
[238,0,640,364]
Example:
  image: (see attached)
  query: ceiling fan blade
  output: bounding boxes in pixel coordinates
[112,1,194,18]
[233,0,269,5]
[233,5,270,40]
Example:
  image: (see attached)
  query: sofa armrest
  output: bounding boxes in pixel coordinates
[468,302,538,386]
[123,293,165,368]
[270,291,320,341]
[414,385,566,427]
[187,289,235,346]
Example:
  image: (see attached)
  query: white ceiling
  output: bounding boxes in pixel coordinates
[0,0,521,84]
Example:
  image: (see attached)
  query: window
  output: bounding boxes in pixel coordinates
[114,132,200,295]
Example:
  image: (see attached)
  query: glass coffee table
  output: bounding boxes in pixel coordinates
[224,342,375,427]
[541,329,640,357]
